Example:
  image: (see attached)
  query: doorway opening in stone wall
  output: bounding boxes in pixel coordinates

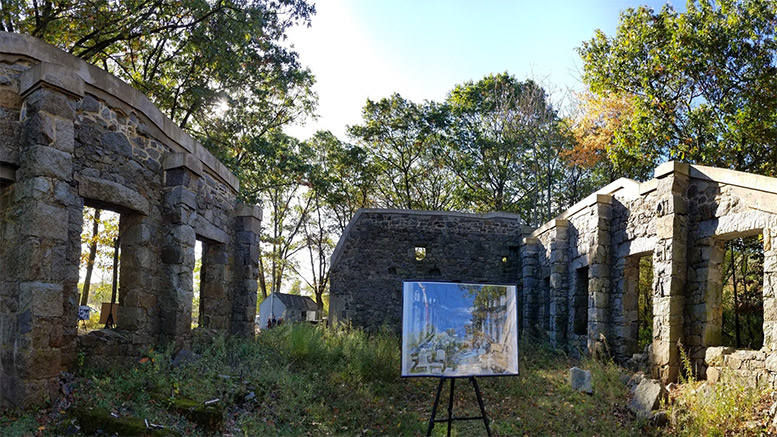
[721,235,764,350]
[192,239,203,328]
[623,252,653,355]
[77,205,121,333]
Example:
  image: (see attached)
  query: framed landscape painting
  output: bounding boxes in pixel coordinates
[401,281,519,378]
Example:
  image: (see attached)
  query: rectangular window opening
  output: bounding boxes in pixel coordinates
[622,252,653,354]
[77,205,122,333]
[573,266,589,336]
[637,256,654,351]
[722,235,764,350]
[192,239,204,329]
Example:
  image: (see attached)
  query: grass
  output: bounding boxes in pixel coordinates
[658,345,774,436]
[0,324,771,435]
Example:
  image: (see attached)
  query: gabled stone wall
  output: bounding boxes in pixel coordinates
[0,33,262,408]
[329,209,531,332]
[331,162,777,388]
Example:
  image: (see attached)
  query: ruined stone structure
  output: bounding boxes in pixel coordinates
[0,33,262,408]
[331,162,777,387]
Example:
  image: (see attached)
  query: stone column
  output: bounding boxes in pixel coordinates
[651,162,690,382]
[1,63,84,407]
[233,204,262,336]
[686,237,724,369]
[521,237,540,337]
[588,195,613,354]
[159,153,201,348]
[548,220,569,349]
[762,227,777,351]
[199,242,229,330]
[118,214,160,341]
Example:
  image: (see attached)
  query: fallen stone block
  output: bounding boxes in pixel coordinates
[569,366,593,394]
[628,378,666,419]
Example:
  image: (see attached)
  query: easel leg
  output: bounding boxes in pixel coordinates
[426,378,446,437]
[471,377,492,437]
[446,377,456,437]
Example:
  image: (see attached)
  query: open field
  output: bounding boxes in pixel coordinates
[0,324,772,436]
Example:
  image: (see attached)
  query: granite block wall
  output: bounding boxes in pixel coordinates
[331,163,777,387]
[0,33,261,408]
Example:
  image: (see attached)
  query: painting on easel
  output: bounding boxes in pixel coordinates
[401,281,519,378]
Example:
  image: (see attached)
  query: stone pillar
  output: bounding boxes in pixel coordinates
[762,227,777,351]
[233,204,262,336]
[651,162,689,382]
[200,242,229,330]
[588,195,613,353]
[118,214,160,341]
[686,237,724,369]
[521,237,540,337]
[548,220,569,348]
[159,153,201,348]
[0,63,84,407]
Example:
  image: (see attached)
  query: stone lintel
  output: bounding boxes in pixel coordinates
[595,194,613,205]
[654,161,690,179]
[76,174,149,214]
[195,216,229,244]
[19,61,85,99]
[522,236,539,245]
[639,178,658,195]
[0,164,15,182]
[236,204,263,220]
[163,152,203,176]
[554,219,569,228]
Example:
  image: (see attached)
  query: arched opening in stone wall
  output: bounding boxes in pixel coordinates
[622,252,653,355]
[77,205,122,332]
[720,235,764,350]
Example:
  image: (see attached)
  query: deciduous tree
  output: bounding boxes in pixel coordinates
[348,94,459,211]
[578,0,777,175]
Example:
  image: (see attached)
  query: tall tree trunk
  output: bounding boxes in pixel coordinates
[80,209,101,306]
[258,253,268,298]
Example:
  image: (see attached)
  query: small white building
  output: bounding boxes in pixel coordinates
[257,293,319,328]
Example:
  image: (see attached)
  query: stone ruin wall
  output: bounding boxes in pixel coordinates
[0,33,262,408]
[331,162,777,388]
[328,210,531,331]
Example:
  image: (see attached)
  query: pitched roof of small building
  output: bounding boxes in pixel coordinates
[273,293,318,311]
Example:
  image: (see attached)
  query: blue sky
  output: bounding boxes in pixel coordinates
[285,0,684,140]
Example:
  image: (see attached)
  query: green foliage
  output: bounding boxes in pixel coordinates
[722,235,765,349]
[348,94,461,211]
[3,0,317,138]
[2,328,650,435]
[444,73,573,223]
[578,0,777,176]
[666,379,770,436]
